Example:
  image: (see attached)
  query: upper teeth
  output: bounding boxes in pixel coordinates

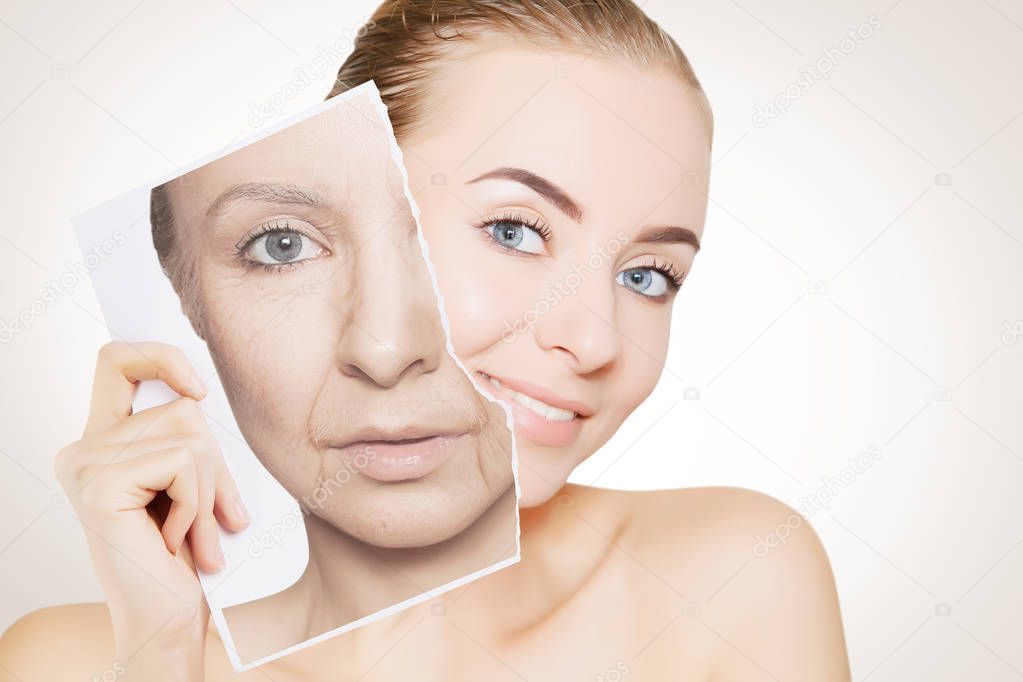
[480,373,577,422]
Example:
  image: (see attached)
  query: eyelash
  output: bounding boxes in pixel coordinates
[235,218,326,273]
[476,211,552,249]
[475,213,685,295]
[233,216,684,296]
[644,258,686,290]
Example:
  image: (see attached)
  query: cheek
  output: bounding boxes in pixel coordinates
[617,305,673,408]
[420,217,526,359]
[441,261,503,356]
[198,273,332,433]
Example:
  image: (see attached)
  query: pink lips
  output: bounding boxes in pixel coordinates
[474,371,591,449]
[330,428,470,482]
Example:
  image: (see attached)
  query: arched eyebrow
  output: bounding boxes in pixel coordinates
[633,225,701,252]
[466,167,583,222]
[206,182,323,218]
[466,167,701,251]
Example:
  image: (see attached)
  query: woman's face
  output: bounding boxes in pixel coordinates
[402,47,711,507]
[164,93,513,548]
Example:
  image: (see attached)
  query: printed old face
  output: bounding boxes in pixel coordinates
[162,92,513,548]
[402,47,712,507]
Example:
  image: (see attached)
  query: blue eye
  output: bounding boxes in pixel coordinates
[617,264,683,298]
[239,220,326,268]
[481,216,550,255]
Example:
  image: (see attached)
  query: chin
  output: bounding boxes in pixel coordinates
[324,484,494,549]
[512,451,574,508]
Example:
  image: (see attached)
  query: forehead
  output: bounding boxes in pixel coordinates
[170,92,399,216]
[418,46,712,237]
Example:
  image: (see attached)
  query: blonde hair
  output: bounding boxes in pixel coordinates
[327,0,712,142]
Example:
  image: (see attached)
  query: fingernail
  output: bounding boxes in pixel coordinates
[234,498,251,525]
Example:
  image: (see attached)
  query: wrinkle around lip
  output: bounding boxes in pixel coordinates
[326,428,472,452]
[307,383,492,452]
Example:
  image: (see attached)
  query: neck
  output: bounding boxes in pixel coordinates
[238,483,588,673]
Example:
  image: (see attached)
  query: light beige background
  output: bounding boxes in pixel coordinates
[0,1,1020,680]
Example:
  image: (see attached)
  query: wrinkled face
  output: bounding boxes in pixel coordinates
[164,92,513,547]
[403,47,711,507]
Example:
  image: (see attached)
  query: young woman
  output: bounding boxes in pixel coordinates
[0,1,851,680]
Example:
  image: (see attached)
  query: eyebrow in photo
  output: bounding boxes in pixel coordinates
[466,166,701,251]
[206,182,325,218]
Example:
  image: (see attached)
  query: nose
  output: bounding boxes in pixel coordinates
[533,268,622,375]
[333,226,445,388]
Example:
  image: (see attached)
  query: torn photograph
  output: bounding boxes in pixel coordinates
[70,81,520,672]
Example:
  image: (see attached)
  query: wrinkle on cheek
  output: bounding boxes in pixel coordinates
[202,269,311,342]
[205,292,331,498]
[438,383,491,437]
[201,271,318,412]
[477,399,514,494]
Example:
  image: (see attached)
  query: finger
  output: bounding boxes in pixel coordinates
[103,426,250,534]
[107,446,199,553]
[82,425,203,470]
[210,439,250,533]
[87,399,207,471]
[130,403,250,533]
[86,341,206,437]
[185,438,223,574]
[116,395,205,444]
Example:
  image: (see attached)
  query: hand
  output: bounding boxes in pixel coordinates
[54,341,251,681]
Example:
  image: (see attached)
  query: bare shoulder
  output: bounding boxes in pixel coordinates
[576,484,818,550]
[589,485,851,681]
[0,603,116,681]
[624,485,825,559]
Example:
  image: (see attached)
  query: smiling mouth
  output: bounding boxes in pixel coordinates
[477,372,581,421]
[474,371,590,448]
